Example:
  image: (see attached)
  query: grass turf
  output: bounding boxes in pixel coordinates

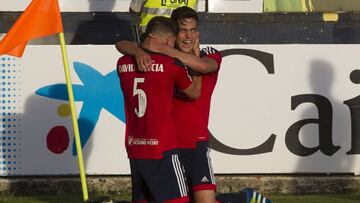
[0,193,359,203]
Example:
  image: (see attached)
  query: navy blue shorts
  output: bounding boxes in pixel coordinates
[179,141,216,192]
[130,150,189,203]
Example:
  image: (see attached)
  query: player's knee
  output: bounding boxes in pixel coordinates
[194,190,216,203]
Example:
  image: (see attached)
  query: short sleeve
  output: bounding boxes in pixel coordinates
[173,59,192,91]
[200,46,222,70]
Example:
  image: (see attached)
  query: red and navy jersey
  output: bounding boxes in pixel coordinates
[173,46,222,148]
[117,50,192,159]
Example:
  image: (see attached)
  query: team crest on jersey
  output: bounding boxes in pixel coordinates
[161,0,188,7]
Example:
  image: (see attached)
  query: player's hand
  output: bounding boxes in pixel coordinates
[135,49,152,71]
[193,31,200,57]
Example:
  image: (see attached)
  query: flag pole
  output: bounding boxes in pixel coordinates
[58,32,89,202]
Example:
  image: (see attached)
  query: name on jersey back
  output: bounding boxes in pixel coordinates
[118,63,164,73]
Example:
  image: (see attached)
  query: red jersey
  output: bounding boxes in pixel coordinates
[117,50,192,159]
[173,47,222,148]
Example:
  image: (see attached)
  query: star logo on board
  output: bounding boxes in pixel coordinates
[35,62,125,156]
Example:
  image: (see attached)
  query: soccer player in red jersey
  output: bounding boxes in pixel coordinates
[165,8,221,203]
[117,16,202,203]
[116,7,221,203]
[116,7,273,203]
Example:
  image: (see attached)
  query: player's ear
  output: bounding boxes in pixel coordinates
[166,35,176,47]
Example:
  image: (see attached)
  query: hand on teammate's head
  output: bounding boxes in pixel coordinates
[193,31,200,57]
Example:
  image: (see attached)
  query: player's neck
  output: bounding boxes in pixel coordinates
[143,38,166,53]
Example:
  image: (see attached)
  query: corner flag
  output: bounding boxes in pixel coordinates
[0,0,89,201]
[0,0,63,57]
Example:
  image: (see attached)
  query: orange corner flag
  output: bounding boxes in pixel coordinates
[0,0,63,57]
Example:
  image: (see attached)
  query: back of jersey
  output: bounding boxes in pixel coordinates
[117,52,191,159]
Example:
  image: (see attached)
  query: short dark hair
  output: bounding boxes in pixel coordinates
[171,6,198,25]
[144,16,178,37]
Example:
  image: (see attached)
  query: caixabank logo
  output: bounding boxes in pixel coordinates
[34,48,360,158]
[211,48,360,158]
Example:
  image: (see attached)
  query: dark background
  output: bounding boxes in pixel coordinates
[2,12,360,44]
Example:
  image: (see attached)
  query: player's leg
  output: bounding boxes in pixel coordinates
[188,141,217,203]
[178,148,193,197]
[135,150,189,203]
[129,159,152,203]
[194,190,216,203]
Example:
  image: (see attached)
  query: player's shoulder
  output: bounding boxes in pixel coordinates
[150,53,187,71]
[172,58,187,70]
[200,46,222,67]
[117,54,132,65]
[158,54,187,70]
[200,46,220,57]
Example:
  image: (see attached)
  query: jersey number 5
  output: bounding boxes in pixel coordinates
[133,78,147,117]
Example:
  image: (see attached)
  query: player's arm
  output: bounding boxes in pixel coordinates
[115,40,151,71]
[149,33,218,73]
[150,44,218,74]
[167,48,218,73]
[182,76,202,100]
[173,59,202,100]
